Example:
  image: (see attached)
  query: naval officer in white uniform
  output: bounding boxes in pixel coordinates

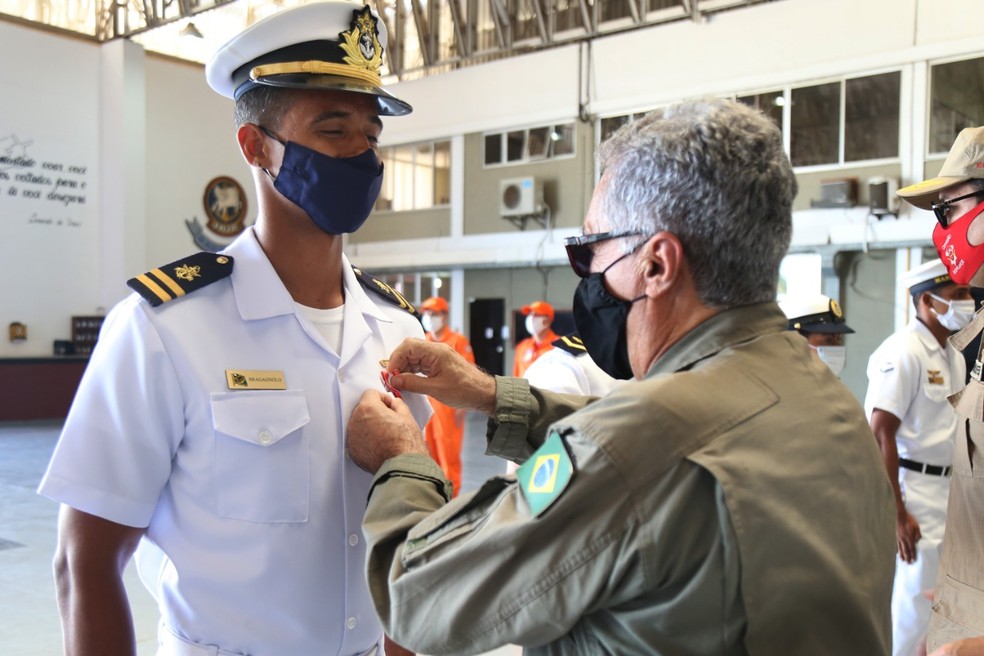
[38,2,430,655]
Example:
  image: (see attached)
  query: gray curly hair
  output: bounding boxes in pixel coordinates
[599,98,797,308]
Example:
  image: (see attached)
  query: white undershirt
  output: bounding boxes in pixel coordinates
[295,302,345,354]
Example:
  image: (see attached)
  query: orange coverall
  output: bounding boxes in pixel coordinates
[513,329,559,378]
[424,328,475,496]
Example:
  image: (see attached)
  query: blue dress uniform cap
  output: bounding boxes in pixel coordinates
[779,294,855,334]
[204,0,411,116]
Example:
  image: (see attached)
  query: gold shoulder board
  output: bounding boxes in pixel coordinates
[127,252,234,307]
[352,265,419,318]
[551,332,587,356]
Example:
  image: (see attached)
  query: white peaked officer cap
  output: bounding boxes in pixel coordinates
[899,259,953,297]
[779,294,854,334]
[205,0,411,116]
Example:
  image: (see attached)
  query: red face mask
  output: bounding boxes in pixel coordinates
[933,199,984,285]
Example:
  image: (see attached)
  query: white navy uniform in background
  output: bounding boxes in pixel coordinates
[522,334,621,397]
[864,319,964,656]
[39,227,431,655]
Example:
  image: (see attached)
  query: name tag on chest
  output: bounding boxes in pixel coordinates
[225,370,287,390]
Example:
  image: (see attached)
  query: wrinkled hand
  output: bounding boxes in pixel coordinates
[386,338,497,415]
[929,636,984,656]
[347,390,429,474]
[896,510,922,564]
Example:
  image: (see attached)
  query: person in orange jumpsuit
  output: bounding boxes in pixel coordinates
[513,300,559,377]
[420,296,475,496]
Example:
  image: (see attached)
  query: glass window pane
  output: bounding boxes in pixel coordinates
[737,90,784,132]
[600,0,632,22]
[930,57,984,154]
[647,0,680,9]
[790,82,840,167]
[552,124,575,157]
[376,147,395,211]
[554,0,582,31]
[845,72,900,161]
[484,133,502,165]
[527,127,550,159]
[506,130,525,162]
[600,115,631,143]
[414,143,435,209]
[434,141,451,206]
[392,145,415,211]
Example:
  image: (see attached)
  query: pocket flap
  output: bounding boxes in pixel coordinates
[211,390,310,447]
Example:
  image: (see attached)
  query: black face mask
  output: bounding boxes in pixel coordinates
[572,252,645,380]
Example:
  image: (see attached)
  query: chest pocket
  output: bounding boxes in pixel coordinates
[923,376,951,404]
[211,390,311,523]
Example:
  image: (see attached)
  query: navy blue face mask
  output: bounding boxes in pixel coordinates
[261,127,383,235]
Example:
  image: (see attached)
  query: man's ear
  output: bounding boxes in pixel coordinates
[640,232,683,297]
[237,123,274,169]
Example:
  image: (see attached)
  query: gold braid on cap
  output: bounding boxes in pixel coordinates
[250,61,381,87]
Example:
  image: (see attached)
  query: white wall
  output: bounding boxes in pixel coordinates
[0,24,102,357]
[143,55,256,267]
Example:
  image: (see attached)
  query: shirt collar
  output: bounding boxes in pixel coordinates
[646,302,789,377]
[911,318,943,353]
[224,227,391,324]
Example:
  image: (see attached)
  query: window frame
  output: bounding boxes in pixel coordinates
[482,121,578,168]
[375,138,452,214]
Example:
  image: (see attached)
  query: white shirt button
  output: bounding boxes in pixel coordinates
[258,429,273,445]
[346,616,357,630]
[348,533,359,547]
[338,370,346,383]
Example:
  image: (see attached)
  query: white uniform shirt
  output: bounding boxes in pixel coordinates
[523,347,622,397]
[39,227,431,656]
[864,319,964,466]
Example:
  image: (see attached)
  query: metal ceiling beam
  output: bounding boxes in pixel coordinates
[681,0,702,22]
[99,0,240,40]
[528,0,549,44]
[409,0,433,66]
[488,0,510,51]
[372,0,400,74]
[446,0,470,57]
[577,0,592,33]
[83,0,784,80]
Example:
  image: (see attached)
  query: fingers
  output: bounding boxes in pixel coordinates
[386,337,435,376]
[897,535,918,564]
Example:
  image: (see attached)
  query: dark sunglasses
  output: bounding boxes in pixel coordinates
[563,231,647,278]
[931,190,984,228]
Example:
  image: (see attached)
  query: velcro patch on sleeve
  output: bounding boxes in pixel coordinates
[517,430,575,517]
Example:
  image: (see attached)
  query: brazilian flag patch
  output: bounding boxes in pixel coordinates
[517,430,574,517]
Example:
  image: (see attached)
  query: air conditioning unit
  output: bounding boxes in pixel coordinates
[868,176,900,218]
[499,177,541,217]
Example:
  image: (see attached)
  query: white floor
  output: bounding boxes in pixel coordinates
[0,418,521,656]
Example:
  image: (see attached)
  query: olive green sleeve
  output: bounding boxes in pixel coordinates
[486,375,596,464]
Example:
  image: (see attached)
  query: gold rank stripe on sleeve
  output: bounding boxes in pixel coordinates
[127,252,234,307]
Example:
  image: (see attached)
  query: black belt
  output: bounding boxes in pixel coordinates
[899,457,951,477]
